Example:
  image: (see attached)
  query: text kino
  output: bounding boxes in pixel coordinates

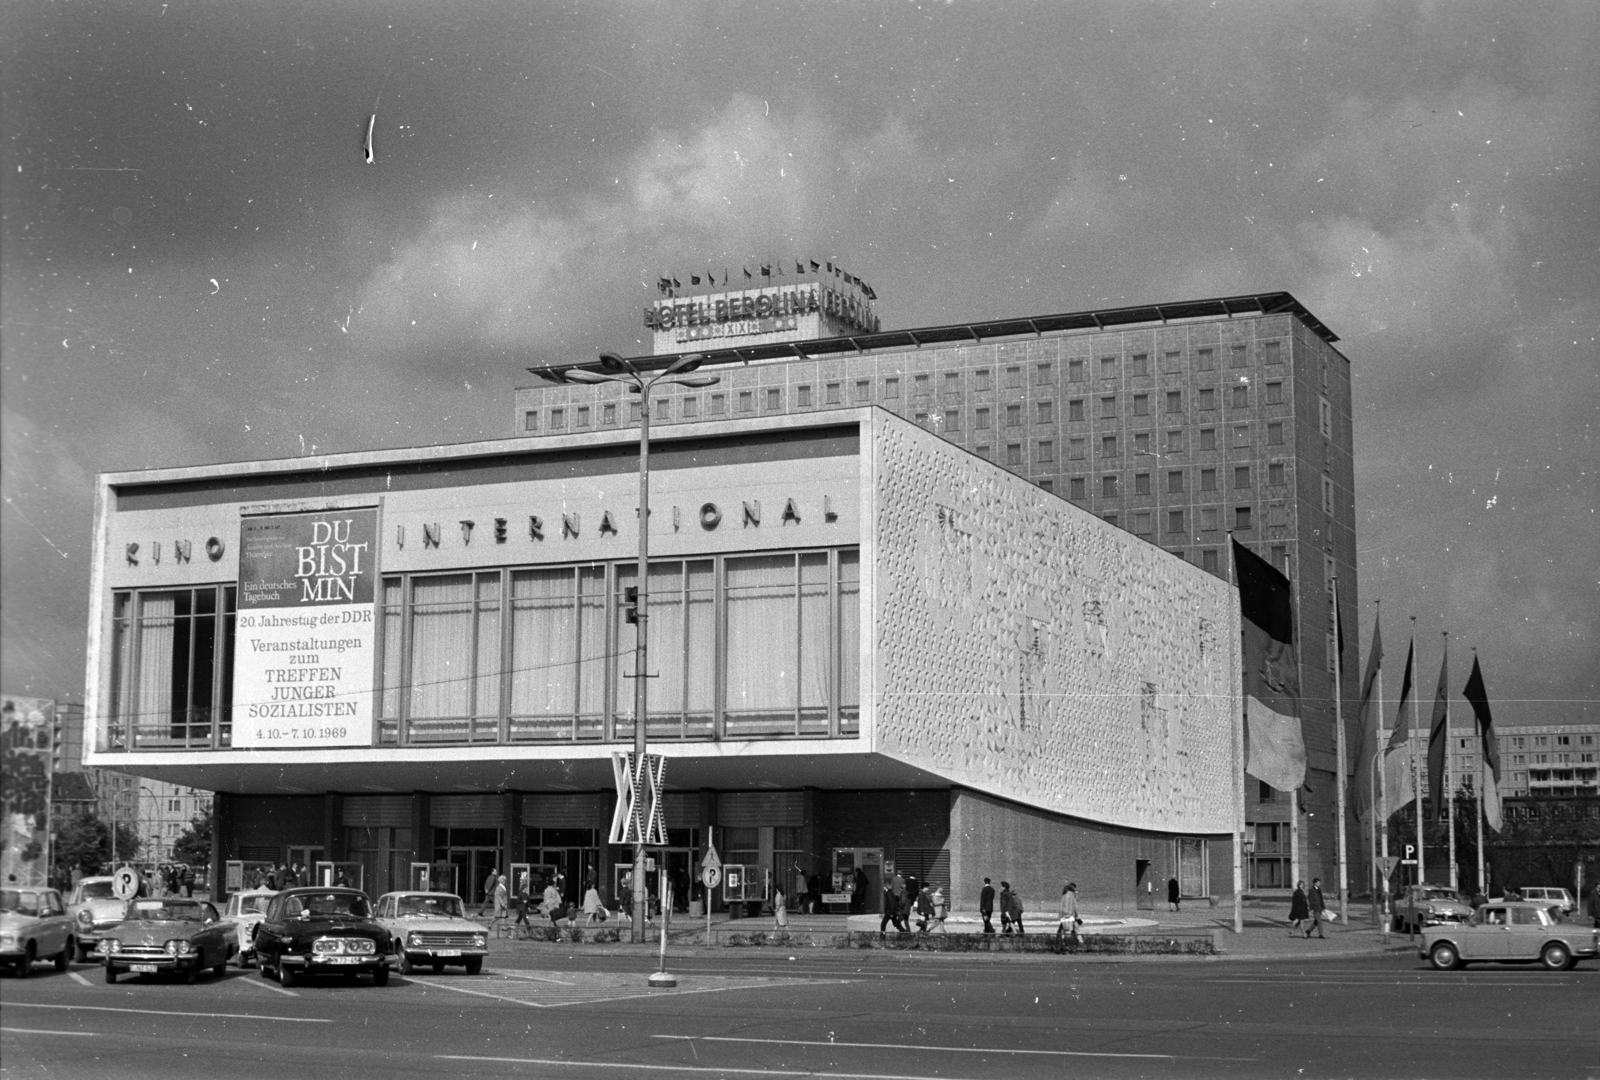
[298,519,371,603]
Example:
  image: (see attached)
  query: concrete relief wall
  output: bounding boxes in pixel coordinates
[871,415,1237,834]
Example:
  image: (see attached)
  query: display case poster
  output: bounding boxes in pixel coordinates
[233,509,377,748]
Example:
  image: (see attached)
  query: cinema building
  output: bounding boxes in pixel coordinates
[83,280,1354,911]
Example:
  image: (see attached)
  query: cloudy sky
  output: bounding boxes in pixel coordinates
[3,2,1595,735]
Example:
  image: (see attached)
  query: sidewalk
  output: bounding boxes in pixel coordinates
[477,900,1418,962]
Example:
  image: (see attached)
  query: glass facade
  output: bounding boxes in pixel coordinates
[106,547,860,751]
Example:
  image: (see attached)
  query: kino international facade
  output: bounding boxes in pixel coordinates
[84,287,1355,912]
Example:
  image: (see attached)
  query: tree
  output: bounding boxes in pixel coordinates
[53,812,141,878]
[170,808,213,869]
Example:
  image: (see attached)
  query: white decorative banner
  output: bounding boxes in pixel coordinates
[232,510,378,748]
[609,752,667,846]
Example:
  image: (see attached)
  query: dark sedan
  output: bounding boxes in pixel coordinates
[99,898,235,983]
[253,887,390,988]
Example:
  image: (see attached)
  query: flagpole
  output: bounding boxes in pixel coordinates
[1474,648,1486,897]
[1332,577,1349,926]
[1227,532,1244,936]
[1374,600,1387,933]
[1411,616,1424,888]
[1443,630,1457,892]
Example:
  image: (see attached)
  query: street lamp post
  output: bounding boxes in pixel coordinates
[530,352,719,944]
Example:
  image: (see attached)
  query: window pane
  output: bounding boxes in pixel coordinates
[799,553,830,731]
[409,575,474,722]
[837,551,860,728]
[510,569,577,734]
[725,554,797,732]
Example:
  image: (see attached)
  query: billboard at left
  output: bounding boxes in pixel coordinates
[1,696,54,886]
[232,509,378,748]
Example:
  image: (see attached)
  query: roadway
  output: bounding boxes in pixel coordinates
[2,950,1595,1079]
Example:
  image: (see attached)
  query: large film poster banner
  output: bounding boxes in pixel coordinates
[0,696,54,887]
[233,510,377,748]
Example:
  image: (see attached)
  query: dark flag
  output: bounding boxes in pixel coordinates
[691,274,701,285]
[1232,538,1306,791]
[657,277,670,294]
[1463,656,1503,831]
[1383,639,1416,811]
[1352,615,1384,823]
[796,260,805,274]
[743,267,751,279]
[865,284,877,300]
[761,264,771,278]
[1427,647,1450,813]
[810,259,821,272]
[672,277,681,289]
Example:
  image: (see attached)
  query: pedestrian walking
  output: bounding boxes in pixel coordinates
[890,872,909,931]
[879,881,897,936]
[979,877,996,934]
[1288,880,1309,936]
[544,878,564,928]
[583,883,605,925]
[1307,877,1327,938]
[998,881,1016,933]
[928,885,948,934]
[1167,875,1181,912]
[914,884,935,933]
[774,881,788,930]
[493,874,509,922]
[1589,882,1600,929]
[1057,882,1081,946]
[481,869,500,916]
[1008,884,1025,934]
[512,877,532,935]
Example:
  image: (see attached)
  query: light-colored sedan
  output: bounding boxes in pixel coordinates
[1421,901,1600,971]
[1,886,75,976]
[374,891,488,975]
[67,876,127,962]
[222,888,277,967]
[1395,884,1472,935]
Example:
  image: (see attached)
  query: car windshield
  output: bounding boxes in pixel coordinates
[237,895,273,915]
[394,895,464,918]
[1,890,43,916]
[1419,888,1458,902]
[1543,906,1569,924]
[127,900,205,922]
[76,881,117,900]
[285,893,370,918]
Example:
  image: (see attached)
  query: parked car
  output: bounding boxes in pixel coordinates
[252,887,390,988]
[1395,884,1472,934]
[374,891,488,975]
[1517,887,1576,916]
[221,888,277,967]
[67,876,127,962]
[1,886,75,976]
[99,897,235,983]
[1421,901,1600,971]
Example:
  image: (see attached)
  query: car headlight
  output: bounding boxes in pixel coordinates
[77,911,93,927]
[313,938,340,954]
[407,932,422,947]
[472,935,486,948]
[0,934,15,949]
[347,938,376,955]
[108,940,122,953]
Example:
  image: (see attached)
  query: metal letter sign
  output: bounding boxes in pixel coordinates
[609,752,667,846]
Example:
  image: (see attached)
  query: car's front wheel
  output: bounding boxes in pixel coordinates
[1429,941,1463,970]
[278,964,296,988]
[56,939,73,972]
[1540,941,1573,971]
[17,944,35,978]
[464,956,483,976]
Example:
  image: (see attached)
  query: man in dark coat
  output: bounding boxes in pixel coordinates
[1167,876,1181,912]
[1288,880,1309,936]
[979,877,996,934]
[1307,877,1327,938]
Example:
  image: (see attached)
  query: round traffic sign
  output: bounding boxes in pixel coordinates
[702,865,721,889]
[111,866,141,900]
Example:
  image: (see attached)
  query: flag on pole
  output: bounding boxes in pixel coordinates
[1351,616,1384,822]
[1383,640,1416,812]
[1232,538,1306,791]
[1463,656,1503,832]
[1427,647,1450,812]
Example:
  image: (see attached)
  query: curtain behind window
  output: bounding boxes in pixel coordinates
[409,574,473,719]
[838,551,860,724]
[135,593,176,743]
[725,554,797,727]
[510,568,577,725]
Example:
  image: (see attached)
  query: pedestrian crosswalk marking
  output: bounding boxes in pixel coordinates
[404,971,849,1009]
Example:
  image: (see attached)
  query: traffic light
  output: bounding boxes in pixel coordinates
[623,586,639,624]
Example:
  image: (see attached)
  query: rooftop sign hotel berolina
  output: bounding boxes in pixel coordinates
[645,263,879,352]
[234,510,378,749]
